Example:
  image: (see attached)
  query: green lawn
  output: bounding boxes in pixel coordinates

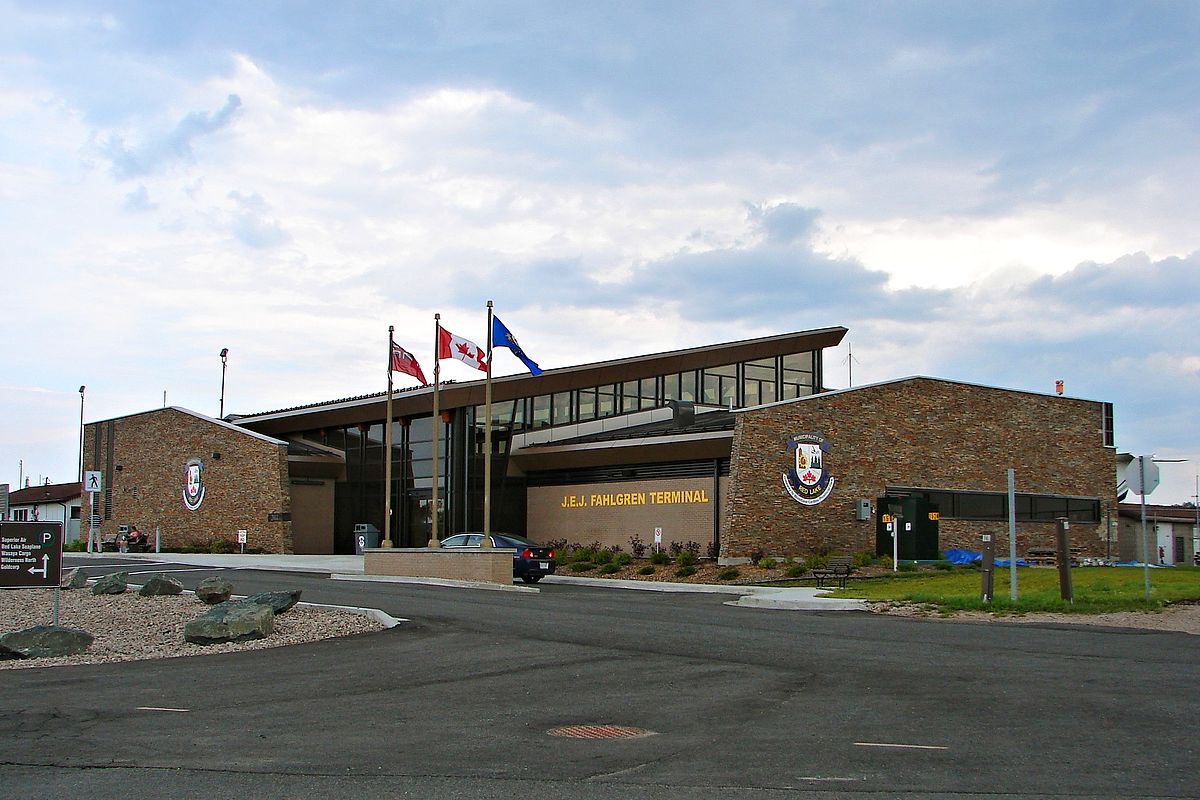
[819,566,1200,613]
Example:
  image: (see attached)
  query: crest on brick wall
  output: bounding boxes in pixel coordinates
[783,433,835,506]
[183,458,206,511]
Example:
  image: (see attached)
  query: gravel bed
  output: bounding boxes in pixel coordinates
[1,587,387,670]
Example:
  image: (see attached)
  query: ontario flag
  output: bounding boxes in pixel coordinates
[390,343,428,384]
[438,327,487,372]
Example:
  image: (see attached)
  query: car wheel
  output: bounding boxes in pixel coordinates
[520,575,541,584]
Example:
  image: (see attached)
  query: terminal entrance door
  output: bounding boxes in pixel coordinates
[875,495,940,560]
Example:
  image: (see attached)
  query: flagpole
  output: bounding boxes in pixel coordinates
[482,300,494,546]
[429,314,442,547]
[382,326,395,549]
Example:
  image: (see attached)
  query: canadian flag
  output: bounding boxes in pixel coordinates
[390,343,428,384]
[438,327,487,372]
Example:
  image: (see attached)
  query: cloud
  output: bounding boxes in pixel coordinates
[103,94,243,179]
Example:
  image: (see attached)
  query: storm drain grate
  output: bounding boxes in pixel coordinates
[547,724,656,740]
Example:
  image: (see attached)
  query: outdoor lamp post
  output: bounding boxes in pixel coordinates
[77,385,85,481]
[219,348,229,418]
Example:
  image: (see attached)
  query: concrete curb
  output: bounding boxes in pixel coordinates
[331,573,539,593]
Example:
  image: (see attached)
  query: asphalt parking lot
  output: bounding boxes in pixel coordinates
[2,555,1197,799]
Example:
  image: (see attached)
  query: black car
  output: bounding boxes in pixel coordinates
[439,533,556,583]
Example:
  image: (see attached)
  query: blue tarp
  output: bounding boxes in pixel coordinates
[943,548,982,564]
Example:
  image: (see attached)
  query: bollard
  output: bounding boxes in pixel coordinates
[980,533,995,603]
[1055,518,1073,602]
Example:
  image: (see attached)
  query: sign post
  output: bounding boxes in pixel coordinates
[1129,455,1160,601]
[1,521,65,625]
[980,533,995,603]
[84,471,103,553]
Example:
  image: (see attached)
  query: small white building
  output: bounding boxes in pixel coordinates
[7,481,83,542]
[1117,502,1199,565]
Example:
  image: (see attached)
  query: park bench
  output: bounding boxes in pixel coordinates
[812,555,853,589]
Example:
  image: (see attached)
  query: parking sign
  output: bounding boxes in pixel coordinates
[0,521,64,588]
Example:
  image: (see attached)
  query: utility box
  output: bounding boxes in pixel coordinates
[354,523,381,554]
[855,499,871,521]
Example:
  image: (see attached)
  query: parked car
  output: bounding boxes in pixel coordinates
[439,532,556,583]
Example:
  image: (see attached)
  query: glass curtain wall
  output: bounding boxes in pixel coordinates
[320,348,820,545]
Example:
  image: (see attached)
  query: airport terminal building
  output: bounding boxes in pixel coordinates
[83,326,1118,561]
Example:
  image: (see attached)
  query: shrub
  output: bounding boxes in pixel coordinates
[877,555,894,570]
[782,555,795,566]
[933,560,954,571]
[676,550,697,568]
[628,534,647,558]
[569,561,597,572]
[852,551,875,568]
[804,554,827,571]
[668,540,684,558]
[64,540,86,552]
[785,564,806,578]
[572,547,598,563]
[650,550,671,566]
[749,548,764,564]
[898,561,917,572]
[209,537,236,554]
[706,540,719,559]
[615,552,633,566]
[757,557,777,569]
[594,549,614,565]
[674,565,697,578]
[599,563,621,574]
[638,565,655,575]
[718,568,741,581]
[683,541,702,558]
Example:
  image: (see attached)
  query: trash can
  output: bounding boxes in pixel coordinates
[353,523,381,555]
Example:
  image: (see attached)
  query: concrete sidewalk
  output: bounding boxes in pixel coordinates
[68,551,868,611]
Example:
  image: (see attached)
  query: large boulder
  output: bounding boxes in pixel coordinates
[0,625,94,659]
[60,568,89,590]
[138,574,184,596]
[195,576,233,604]
[91,572,128,595]
[240,589,302,614]
[183,603,274,645]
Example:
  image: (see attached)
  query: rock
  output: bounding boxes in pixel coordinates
[60,568,89,590]
[91,572,128,595]
[138,574,184,596]
[0,625,94,659]
[183,604,274,645]
[240,589,302,614]
[195,576,233,604]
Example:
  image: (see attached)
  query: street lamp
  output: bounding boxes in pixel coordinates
[219,348,229,419]
[78,385,85,481]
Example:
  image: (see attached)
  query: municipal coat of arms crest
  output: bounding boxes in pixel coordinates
[783,433,835,505]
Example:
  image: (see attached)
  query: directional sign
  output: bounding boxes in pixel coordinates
[0,521,64,588]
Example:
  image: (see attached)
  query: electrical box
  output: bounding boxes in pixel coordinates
[856,499,871,521]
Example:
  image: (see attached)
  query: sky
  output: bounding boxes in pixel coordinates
[2,0,1197,506]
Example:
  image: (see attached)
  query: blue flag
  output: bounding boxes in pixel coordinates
[492,315,543,376]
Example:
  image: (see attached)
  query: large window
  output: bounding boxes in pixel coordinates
[702,364,738,406]
[743,358,776,407]
[894,487,1100,523]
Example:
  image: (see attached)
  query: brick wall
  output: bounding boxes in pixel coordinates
[83,408,293,553]
[722,378,1117,560]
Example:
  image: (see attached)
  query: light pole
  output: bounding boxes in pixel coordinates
[219,348,229,418]
[77,386,85,481]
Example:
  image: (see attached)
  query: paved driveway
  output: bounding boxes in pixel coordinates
[2,557,1196,799]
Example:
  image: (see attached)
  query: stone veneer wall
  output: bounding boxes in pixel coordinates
[722,378,1117,560]
[83,408,293,553]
